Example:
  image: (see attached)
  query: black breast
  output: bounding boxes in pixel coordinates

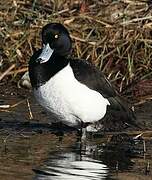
[29,50,69,88]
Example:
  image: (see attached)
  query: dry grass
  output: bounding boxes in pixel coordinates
[0,0,152,96]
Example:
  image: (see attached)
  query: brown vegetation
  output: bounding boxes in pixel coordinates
[0,0,152,100]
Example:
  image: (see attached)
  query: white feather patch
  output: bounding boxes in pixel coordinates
[34,64,110,127]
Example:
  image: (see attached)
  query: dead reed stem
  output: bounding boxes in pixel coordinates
[26,99,33,120]
[0,0,152,100]
[0,64,16,81]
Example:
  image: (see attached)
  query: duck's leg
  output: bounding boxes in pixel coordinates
[76,122,87,157]
[76,128,82,142]
[58,131,64,142]
[76,123,86,141]
[53,122,64,142]
[81,127,87,141]
[79,121,87,143]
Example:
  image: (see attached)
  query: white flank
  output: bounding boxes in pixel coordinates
[34,63,110,127]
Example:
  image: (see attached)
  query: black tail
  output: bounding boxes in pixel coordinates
[104,96,140,130]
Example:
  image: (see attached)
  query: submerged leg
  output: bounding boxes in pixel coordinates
[81,127,87,141]
[53,122,64,142]
[76,126,87,157]
[77,121,87,143]
[58,131,64,142]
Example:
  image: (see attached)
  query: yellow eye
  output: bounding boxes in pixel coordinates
[55,34,58,39]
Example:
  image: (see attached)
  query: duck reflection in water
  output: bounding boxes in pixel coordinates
[33,143,109,180]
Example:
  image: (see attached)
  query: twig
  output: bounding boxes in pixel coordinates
[104,130,152,137]
[0,109,11,112]
[53,8,69,16]
[0,99,26,109]
[7,67,28,76]
[138,39,152,43]
[120,0,147,5]
[143,139,146,161]
[145,161,150,175]
[116,161,119,173]
[121,16,152,25]
[80,15,112,27]
[71,35,96,45]
[3,129,29,147]
[133,95,152,106]
[26,99,33,119]
[32,0,37,10]
[0,105,10,109]
[0,64,15,81]
[11,99,26,108]
[143,140,146,153]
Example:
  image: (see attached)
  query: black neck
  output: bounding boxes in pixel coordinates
[29,52,69,88]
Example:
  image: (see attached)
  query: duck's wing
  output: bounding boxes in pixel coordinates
[70,59,137,128]
[70,59,116,98]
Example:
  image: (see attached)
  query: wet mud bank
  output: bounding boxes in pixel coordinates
[0,83,152,180]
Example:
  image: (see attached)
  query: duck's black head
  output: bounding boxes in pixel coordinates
[29,23,72,88]
[39,23,72,63]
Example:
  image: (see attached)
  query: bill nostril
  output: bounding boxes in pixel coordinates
[36,58,41,63]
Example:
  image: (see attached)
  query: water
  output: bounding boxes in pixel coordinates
[0,94,152,180]
[33,144,109,180]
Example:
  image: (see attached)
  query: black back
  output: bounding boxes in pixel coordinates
[70,59,116,98]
